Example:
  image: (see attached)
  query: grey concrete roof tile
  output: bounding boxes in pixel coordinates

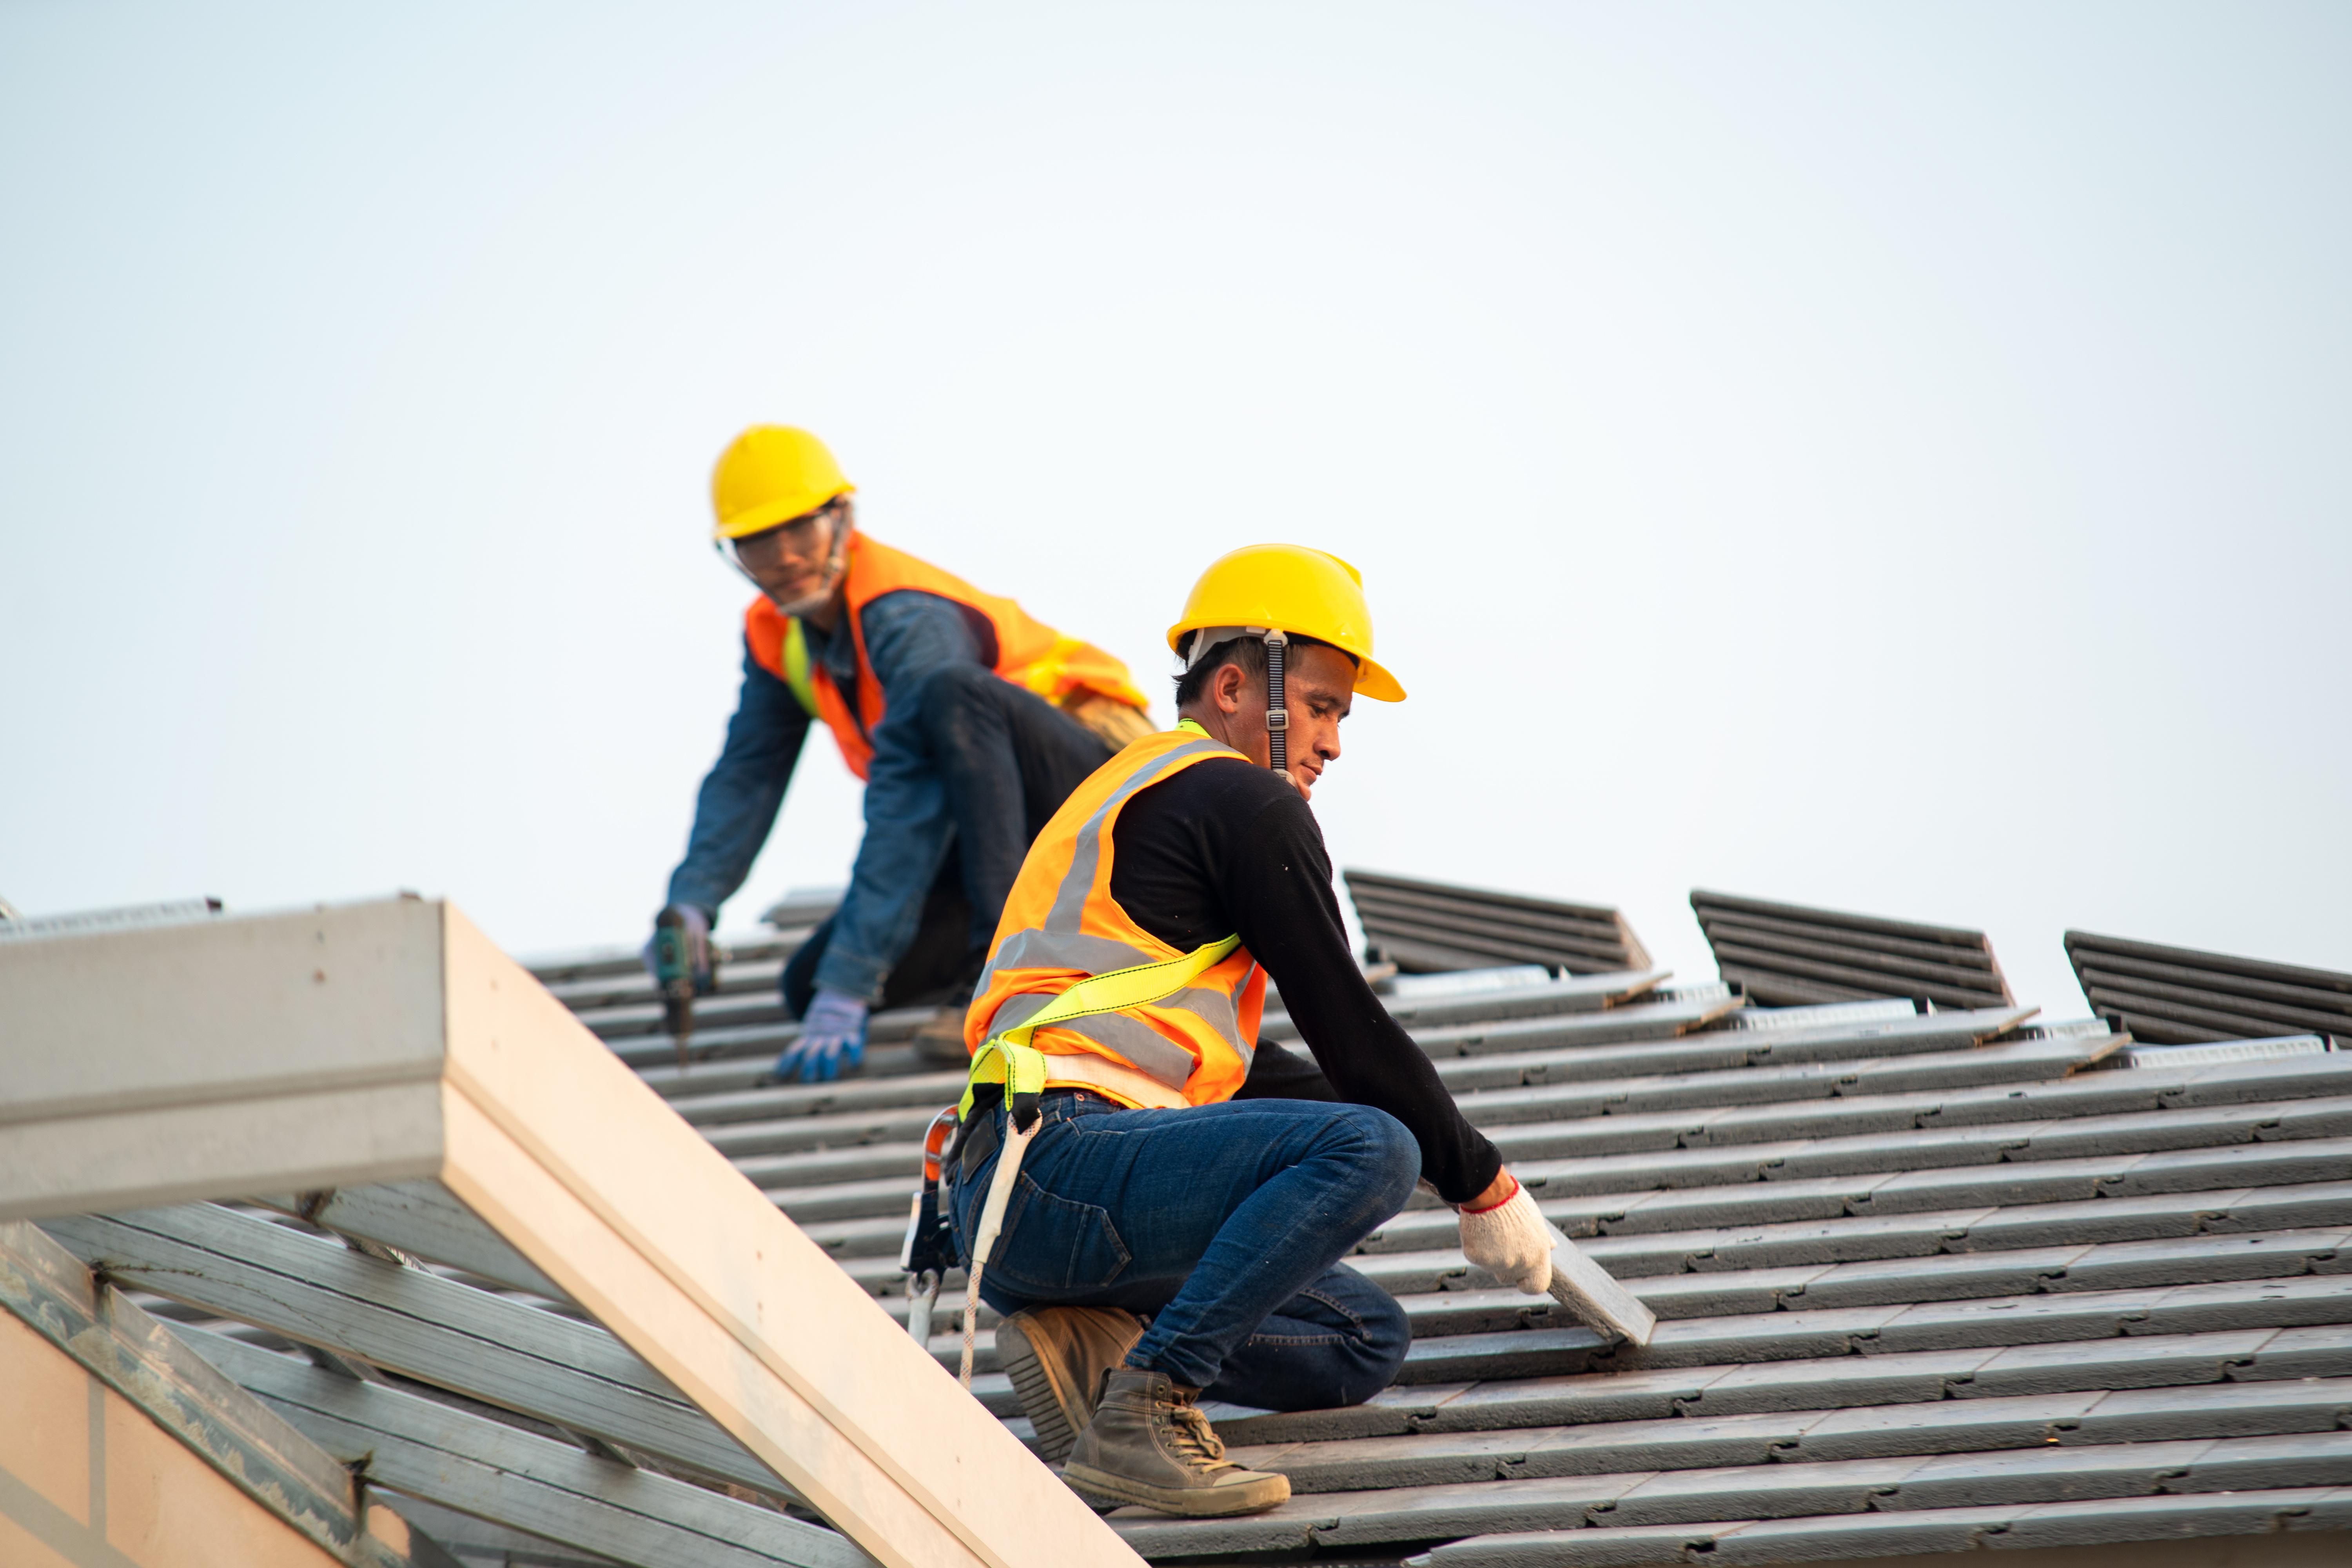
[1996,1486,2350,1548]
[1868,1285,2171,1351]
[1413,1521,1752,1568]
[1238,1416,1792,1494]
[1486,1116,1714,1162]
[1700,1506,2000,1563]
[1955,1187,2258,1249]
[1418,1368,1721,1433]
[2138,1273,2352,1335]
[1888,1437,2216,1510]
[1600,1455,1926,1526]
[2050,1229,2349,1292]
[1916,1076,2175,1125]
[1787,1390,2103,1462]
[1689,1098,1932,1145]
[1602,1173,1889,1231]
[1682,1348,1995,1415]
[1857,1152,2143,1212]
[2202,1180,2352,1233]
[1769,1122,2048,1181]
[2171,1428,2352,1492]
[1838,1038,2113,1092]
[1203,1381,1476,1445]
[1957,1329,2281,1397]
[1620,1266,1831,1319]
[2024,1099,2352,1161]
[1791,1245,2089,1310]
[1512,1415,1797,1480]
[1662,1209,1997,1271]
[2167,1054,2352,1107]
[1296,1471,1651,1551]
[1512,1142,1818,1197]
[2075,1376,2352,1441]
[2243,1324,2352,1380]
[1401,1327,1615,1384]
[1224,1428,1566,1494]
[1608,1305,1911,1370]
[2107,1136,2352,1196]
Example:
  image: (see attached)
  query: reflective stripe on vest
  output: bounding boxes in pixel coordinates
[966,730,1268,1107]
[778,615,820,718]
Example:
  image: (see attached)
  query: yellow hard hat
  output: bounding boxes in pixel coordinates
[710,426,856,541]
[1168,544,1406,702]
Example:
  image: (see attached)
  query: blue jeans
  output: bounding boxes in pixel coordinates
[948,1091,1420,1410]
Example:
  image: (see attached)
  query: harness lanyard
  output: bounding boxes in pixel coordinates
[955,932,1241,1387]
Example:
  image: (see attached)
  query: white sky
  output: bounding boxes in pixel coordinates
[4,2,2347,1017]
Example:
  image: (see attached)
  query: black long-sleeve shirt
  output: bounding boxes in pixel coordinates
[1105,754,1503,1204]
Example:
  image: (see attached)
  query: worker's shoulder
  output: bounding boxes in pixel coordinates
[1143,753,1317,827]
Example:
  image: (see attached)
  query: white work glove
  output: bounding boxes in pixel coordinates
[1457,1174,1554,1296]
[772,987,868,1083]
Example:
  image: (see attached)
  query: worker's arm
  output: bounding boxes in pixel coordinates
[664,638,812,918]
[1111,760,1504,1204]
[805,589,990,1004]
[1234,1037,1341,1101]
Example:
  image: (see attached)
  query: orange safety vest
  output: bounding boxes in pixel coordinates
[743,535,1149,781]
[964,727,1269,1109]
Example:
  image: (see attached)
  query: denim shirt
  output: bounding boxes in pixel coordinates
[665,589,985,1003]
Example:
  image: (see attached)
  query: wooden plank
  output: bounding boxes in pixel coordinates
[434,904,1142,1568]
[0,1219,454,1568]
[40,1203,808,1509]
[184,1327,867,1568]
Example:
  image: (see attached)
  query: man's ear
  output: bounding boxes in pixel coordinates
[1214,661,1247,714]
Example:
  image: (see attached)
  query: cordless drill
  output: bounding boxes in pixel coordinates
[651,907,700,1070]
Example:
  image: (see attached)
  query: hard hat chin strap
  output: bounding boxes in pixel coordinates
[1179,625,1289,776]
[1264,629,1288,777]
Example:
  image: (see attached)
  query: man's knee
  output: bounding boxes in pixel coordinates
[1327,1104,1421,1214]
[1335,1284,1412,1404]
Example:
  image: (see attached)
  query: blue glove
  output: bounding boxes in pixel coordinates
[773,987,868,1083]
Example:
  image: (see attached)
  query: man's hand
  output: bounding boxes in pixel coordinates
[642,905,714,992]
[1456,1172,1553,1296]
[772,987,869,1083]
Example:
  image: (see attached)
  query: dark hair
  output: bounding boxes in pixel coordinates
[1172,631,1347,708]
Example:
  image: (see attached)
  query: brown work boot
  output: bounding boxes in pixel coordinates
[1061,1367,1290,1517]
[995,1307,1145,1464]
[909,1007,970,1068]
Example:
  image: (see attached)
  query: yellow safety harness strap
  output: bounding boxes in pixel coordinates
[779,616,821,718]
[957,932,1241,1125]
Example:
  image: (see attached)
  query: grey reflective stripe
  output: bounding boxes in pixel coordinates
[987,993,1202,1088]
[988,928,1156,982]
[978,735,1257,1092]
[1045,739,1230,933]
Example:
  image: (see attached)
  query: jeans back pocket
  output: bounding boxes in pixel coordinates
[989,1174,1132,1293]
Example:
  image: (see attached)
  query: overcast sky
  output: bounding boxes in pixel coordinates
[5,2,2347,1017]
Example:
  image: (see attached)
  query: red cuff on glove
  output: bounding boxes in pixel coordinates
[1461,1172,1521,1215]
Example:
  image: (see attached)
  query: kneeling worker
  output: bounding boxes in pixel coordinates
[651,426,1153,1081]
[947,544,1560,1517]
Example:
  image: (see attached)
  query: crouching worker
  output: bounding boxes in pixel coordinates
[648,426,1154,1082]
[944,545,1558,1518]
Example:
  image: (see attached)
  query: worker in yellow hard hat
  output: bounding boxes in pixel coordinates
[932,546,1573,1517]
[650,426,1153,1082]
